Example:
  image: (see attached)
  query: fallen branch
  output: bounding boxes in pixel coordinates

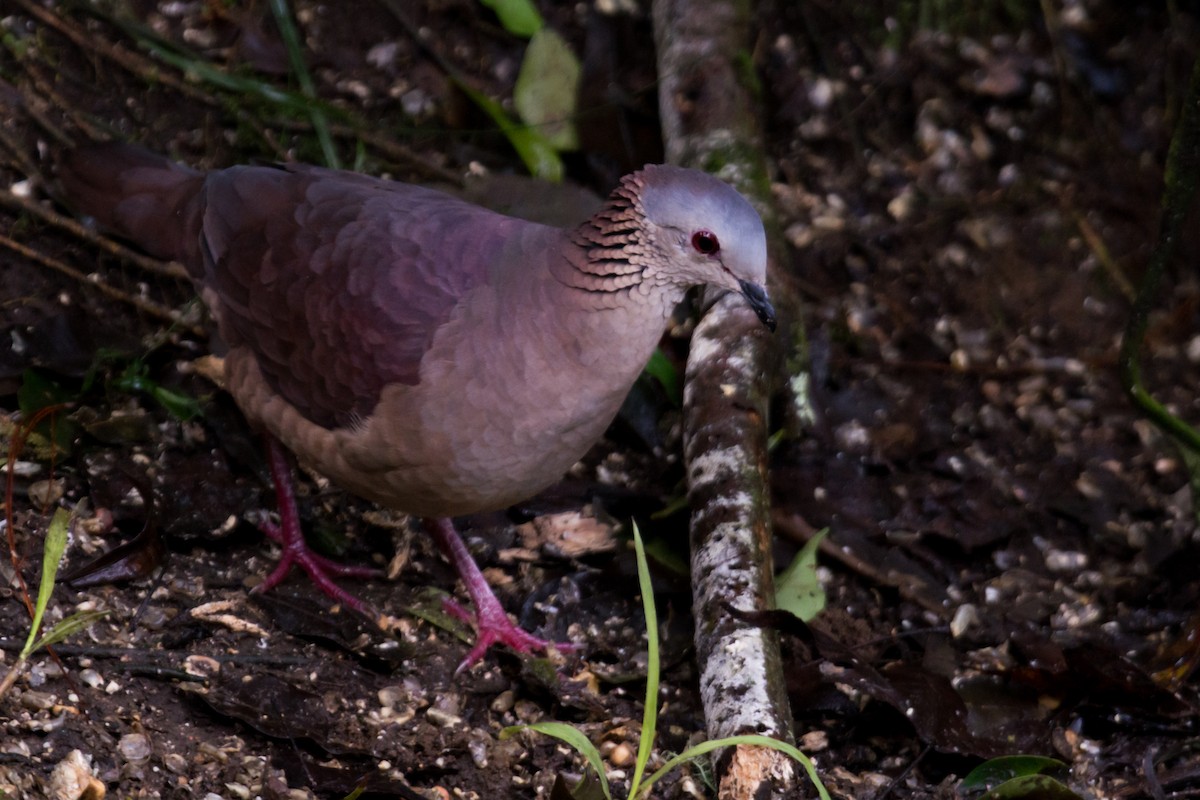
[651,0,805,797]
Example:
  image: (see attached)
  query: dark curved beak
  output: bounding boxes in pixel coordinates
[738,279,777,332]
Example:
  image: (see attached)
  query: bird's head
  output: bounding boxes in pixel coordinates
[635,165,775,331]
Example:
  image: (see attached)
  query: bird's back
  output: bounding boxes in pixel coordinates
[59,144,649,516]
[61,144,522,429]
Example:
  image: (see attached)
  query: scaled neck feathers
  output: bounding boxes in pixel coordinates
[552,172,659,306]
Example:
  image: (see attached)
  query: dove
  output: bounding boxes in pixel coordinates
[60,142,775,668]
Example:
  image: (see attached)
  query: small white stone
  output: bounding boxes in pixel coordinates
[1045,549,1087,572]
[119,732,152,764]
[950,604,979,637]
[367,41,399,69]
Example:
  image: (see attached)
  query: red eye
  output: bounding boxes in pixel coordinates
[691,230,720,255]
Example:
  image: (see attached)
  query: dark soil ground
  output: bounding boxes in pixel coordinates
[3,1,1200,798]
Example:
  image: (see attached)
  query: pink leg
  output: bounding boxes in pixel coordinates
[424,517,577,672]
[252,438,382,618]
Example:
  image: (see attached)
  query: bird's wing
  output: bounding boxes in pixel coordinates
[198,164,513,429]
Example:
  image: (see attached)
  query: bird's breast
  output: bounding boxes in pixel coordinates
[328,282,660,516]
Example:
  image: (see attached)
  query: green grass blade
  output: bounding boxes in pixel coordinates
[501,722,612,800]
[627,522,659,798]
[114,360,203,421]
[30,610,110,653]
[267,0,339,168]
[458,83,563,181]
[22,508,71,659]
[479,0,543,37]
[101,12,350,124]
[641,734,830,800]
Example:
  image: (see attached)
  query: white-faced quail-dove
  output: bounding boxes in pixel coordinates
[60,143,775,669]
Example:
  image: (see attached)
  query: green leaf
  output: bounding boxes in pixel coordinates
[458,82,563,181]
[30,610,110,653]
[627,522,659,798]
[22,508,71,659]
[407,588,475,643]
[17,370,75,455]
[638,530,689,575]
[643,349,682,406]
[977,775,1082,800]
[501,722,611,800]
[514,28,581,151]
[641,734,831,800]
[648,493,689,522]
[113,361,203,421]
[479,0,543,37]
[961,756,1068,790]
[775,528,828,621]
[150,385,204,421]
[17,369,70,414]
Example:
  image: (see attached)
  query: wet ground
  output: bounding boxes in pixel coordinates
[2,1,1200,798]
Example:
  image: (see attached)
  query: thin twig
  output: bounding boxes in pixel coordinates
[0,233,202,336]
[15,0,286,160]
[773,511,950,619]
[1072,209,1136,302]
[274,117,463,184]
[0,189,189,282]
[15,0,456,183]
[11,58,104,144]
[0,127,46,185]
[0,81,77,151]
[14,0,220,108]
[0,639,318,666]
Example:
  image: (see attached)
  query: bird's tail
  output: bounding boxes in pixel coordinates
[58,142,206,272]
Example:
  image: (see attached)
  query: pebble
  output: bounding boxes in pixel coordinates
[47,750,103,800]
[608,742,634,768]
[118,733,152,764]
[28,478,65,507]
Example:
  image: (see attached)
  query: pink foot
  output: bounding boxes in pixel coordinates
[424,517,577,672]
[253,438,382,619]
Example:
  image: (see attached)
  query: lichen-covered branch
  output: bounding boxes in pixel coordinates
[684,305,796,799]
[651,0,804,797]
